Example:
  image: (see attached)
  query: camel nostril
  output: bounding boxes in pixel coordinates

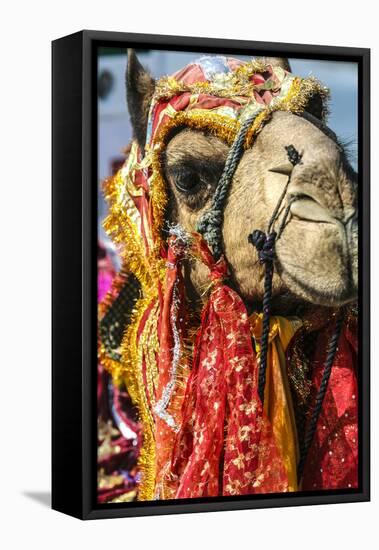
[288,190,322,211]
[289,194,336,224]
[288,192,317,203]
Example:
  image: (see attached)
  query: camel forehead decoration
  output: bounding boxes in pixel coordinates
[103,56,328,281]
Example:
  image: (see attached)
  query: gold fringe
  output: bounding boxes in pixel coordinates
[149,149,170,257]
[278,76,329,119]
[120,292,158,501]
[154,60,270,102]
[102,170,166,292]
[153,109,240,147]
[98,266,129,321]
[140,301,160,407]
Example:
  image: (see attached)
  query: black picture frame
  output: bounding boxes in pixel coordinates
[52,30,370,520]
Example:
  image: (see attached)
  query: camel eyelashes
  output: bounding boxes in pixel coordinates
[171,168,207,194]
[167,157,224,197]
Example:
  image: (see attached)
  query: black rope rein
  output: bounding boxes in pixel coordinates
[248,144,301,403]
[197,111,261,261]
[297,309,345,482]
[248,229,276,402]
[247,143,345,479]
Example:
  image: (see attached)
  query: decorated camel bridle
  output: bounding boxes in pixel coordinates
[195,109,345,481]
[100,56,357,500]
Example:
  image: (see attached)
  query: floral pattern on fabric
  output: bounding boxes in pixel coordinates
[301,314,358,490]
[170,237,289,497]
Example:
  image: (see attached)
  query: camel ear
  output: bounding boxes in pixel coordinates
[260,56,324,119]
[260,57,291,72]
[126,49,155,147]
[303,93,324,120]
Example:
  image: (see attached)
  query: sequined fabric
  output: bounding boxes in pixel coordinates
[170,237,289,497]
[300,313,358,489]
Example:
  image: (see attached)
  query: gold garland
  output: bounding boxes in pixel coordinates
[149,148,170,257]
[277,76,329,118]
[244,77,330,146]
[154,59,269,101]
[153,110,240,147]
[120,292,158,501]
[141,302,160,406]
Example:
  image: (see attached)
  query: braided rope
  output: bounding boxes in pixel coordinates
[248,230,277,402]
[248,144,301,404]
[297,309,345,482]
[267,178,291,234]
[197,112,260,260]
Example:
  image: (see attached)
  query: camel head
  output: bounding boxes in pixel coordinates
[126,50,358,315]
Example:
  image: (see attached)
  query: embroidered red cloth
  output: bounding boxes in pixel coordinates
[170,237,289,497]
[301,315,358,490]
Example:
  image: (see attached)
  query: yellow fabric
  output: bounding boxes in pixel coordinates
[250,313,302,491]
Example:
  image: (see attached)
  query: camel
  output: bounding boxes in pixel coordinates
[126,50,357,313]
[100,50,358,501]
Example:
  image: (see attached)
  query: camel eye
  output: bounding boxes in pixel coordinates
[173,168,205,194]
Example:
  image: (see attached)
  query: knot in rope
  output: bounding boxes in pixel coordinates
[248,229,277,264]
[196,209,223,260]
[285,144,302,166]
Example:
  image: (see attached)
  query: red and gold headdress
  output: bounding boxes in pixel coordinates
[103,57,328,281]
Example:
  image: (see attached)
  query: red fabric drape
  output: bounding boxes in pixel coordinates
[170,237,289,497]
[302,315,358,490]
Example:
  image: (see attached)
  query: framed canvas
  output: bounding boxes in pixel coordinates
[52,30,370,520]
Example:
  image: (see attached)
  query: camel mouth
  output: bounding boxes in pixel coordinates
[290,196,336,224]
[274,198,358,307]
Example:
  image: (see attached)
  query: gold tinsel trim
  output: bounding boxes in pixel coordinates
[243,77,329,145]
[233,59,269,79]
[102,171,166,292]
[150,76,329,159]
[154,110,240,147]
[120,293,158,501]
[98,266,129,321]
[154,59,269,102]
[245,109,273,147]
[140,301,160,406]
[149,149,170,257]
[277,76,329,119]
